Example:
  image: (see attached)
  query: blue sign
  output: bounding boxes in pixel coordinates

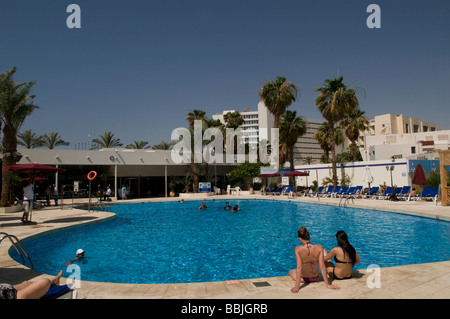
[199,182,211,193]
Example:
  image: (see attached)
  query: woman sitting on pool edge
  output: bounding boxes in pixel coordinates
[289,226,339,292]
[323,230,360,280]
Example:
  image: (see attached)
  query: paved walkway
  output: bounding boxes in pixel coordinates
[0,195,449,299]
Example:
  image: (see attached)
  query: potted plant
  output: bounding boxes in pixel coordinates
[169,182,176,197]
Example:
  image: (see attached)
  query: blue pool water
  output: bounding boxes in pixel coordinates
[10,199,450,284]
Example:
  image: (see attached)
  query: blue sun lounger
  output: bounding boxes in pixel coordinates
[329,186,341,198]
[41,284,77,299]
[421,187,438,201]
[363,186,379,199]
[348,186,363,197]
[310,186,324,197]
[375,187,392,200]
[333,186,348,198]
[342,186,355,198]
[320,186,335,197]
[397,186,411,200]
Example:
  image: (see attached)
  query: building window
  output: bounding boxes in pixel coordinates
[411,146,416,154]
[405,124,409,133]
[413,125,419,133]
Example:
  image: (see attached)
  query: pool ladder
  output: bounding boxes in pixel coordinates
[0,232,34,268]
[90,195,108,212]
[339,195,354,208]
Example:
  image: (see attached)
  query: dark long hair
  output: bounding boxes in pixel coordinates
[336,231,357,265]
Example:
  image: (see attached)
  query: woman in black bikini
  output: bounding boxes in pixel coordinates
[323,231,361,280]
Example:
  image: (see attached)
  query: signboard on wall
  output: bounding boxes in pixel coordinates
[199,182,211,192]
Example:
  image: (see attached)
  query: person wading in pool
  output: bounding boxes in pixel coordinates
[289,226,339,292]
[323,231,361,280]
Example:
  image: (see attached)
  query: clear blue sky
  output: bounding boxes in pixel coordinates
[1,0,449,149]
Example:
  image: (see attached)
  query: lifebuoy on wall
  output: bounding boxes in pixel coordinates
[87,171,97,181]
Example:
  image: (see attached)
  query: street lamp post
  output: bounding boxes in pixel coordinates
[386,157,395,190]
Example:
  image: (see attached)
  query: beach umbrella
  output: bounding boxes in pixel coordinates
[257,173,280,191]
[257,173,280,177]
[412,164,426,185]
[4,163,66,222]
[3,163,66,173]
[283,170,309,177]
[283,170,309,189]
[363,166,373,188]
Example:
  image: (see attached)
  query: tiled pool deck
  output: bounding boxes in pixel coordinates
[0,194,449,299]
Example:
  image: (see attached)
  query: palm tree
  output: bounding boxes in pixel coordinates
[313,122,344,164]
[205,118,223,129]
[315,76,359,187]
[340,109,369,161]
[186,110,208,192]
[279,110,306,171]
[223,111,244,129]
[303,156,313,165]
[258,76,299,129]
[186,109,207,128]
[91,131,123,149]
[151,141,175,150]
[0,67,39,206]
[40,132,70,149]
[126,140,150,149]
[18,129,42,149]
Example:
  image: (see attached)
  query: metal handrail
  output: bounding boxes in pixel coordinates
[339,195,354,208]
[0,232,33,268]
[91,194,107,212]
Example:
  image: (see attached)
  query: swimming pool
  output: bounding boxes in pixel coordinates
[10,199,450,284]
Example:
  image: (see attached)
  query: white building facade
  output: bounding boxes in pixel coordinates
[212,102,275,146]
[362,130,450,162]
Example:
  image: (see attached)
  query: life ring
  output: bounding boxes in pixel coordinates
[87,171,97,181]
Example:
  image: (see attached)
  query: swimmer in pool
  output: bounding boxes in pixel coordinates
[198,202,208,210]
[65,249,86,266]
[323,231,361,280]
[224,202,231,210]
[231,204,240,212]
[288,226,339,292]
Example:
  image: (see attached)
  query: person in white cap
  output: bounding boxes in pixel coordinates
[65,249,85,266]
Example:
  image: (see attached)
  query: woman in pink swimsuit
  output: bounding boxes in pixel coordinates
[289,226,339,293]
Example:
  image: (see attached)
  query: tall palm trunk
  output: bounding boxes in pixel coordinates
[1,123,17,206]
[328,119,338,188]
[289,145,295,172]
[191,153,200,193]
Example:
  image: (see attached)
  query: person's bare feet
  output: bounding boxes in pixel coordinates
[51,270,63,286]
